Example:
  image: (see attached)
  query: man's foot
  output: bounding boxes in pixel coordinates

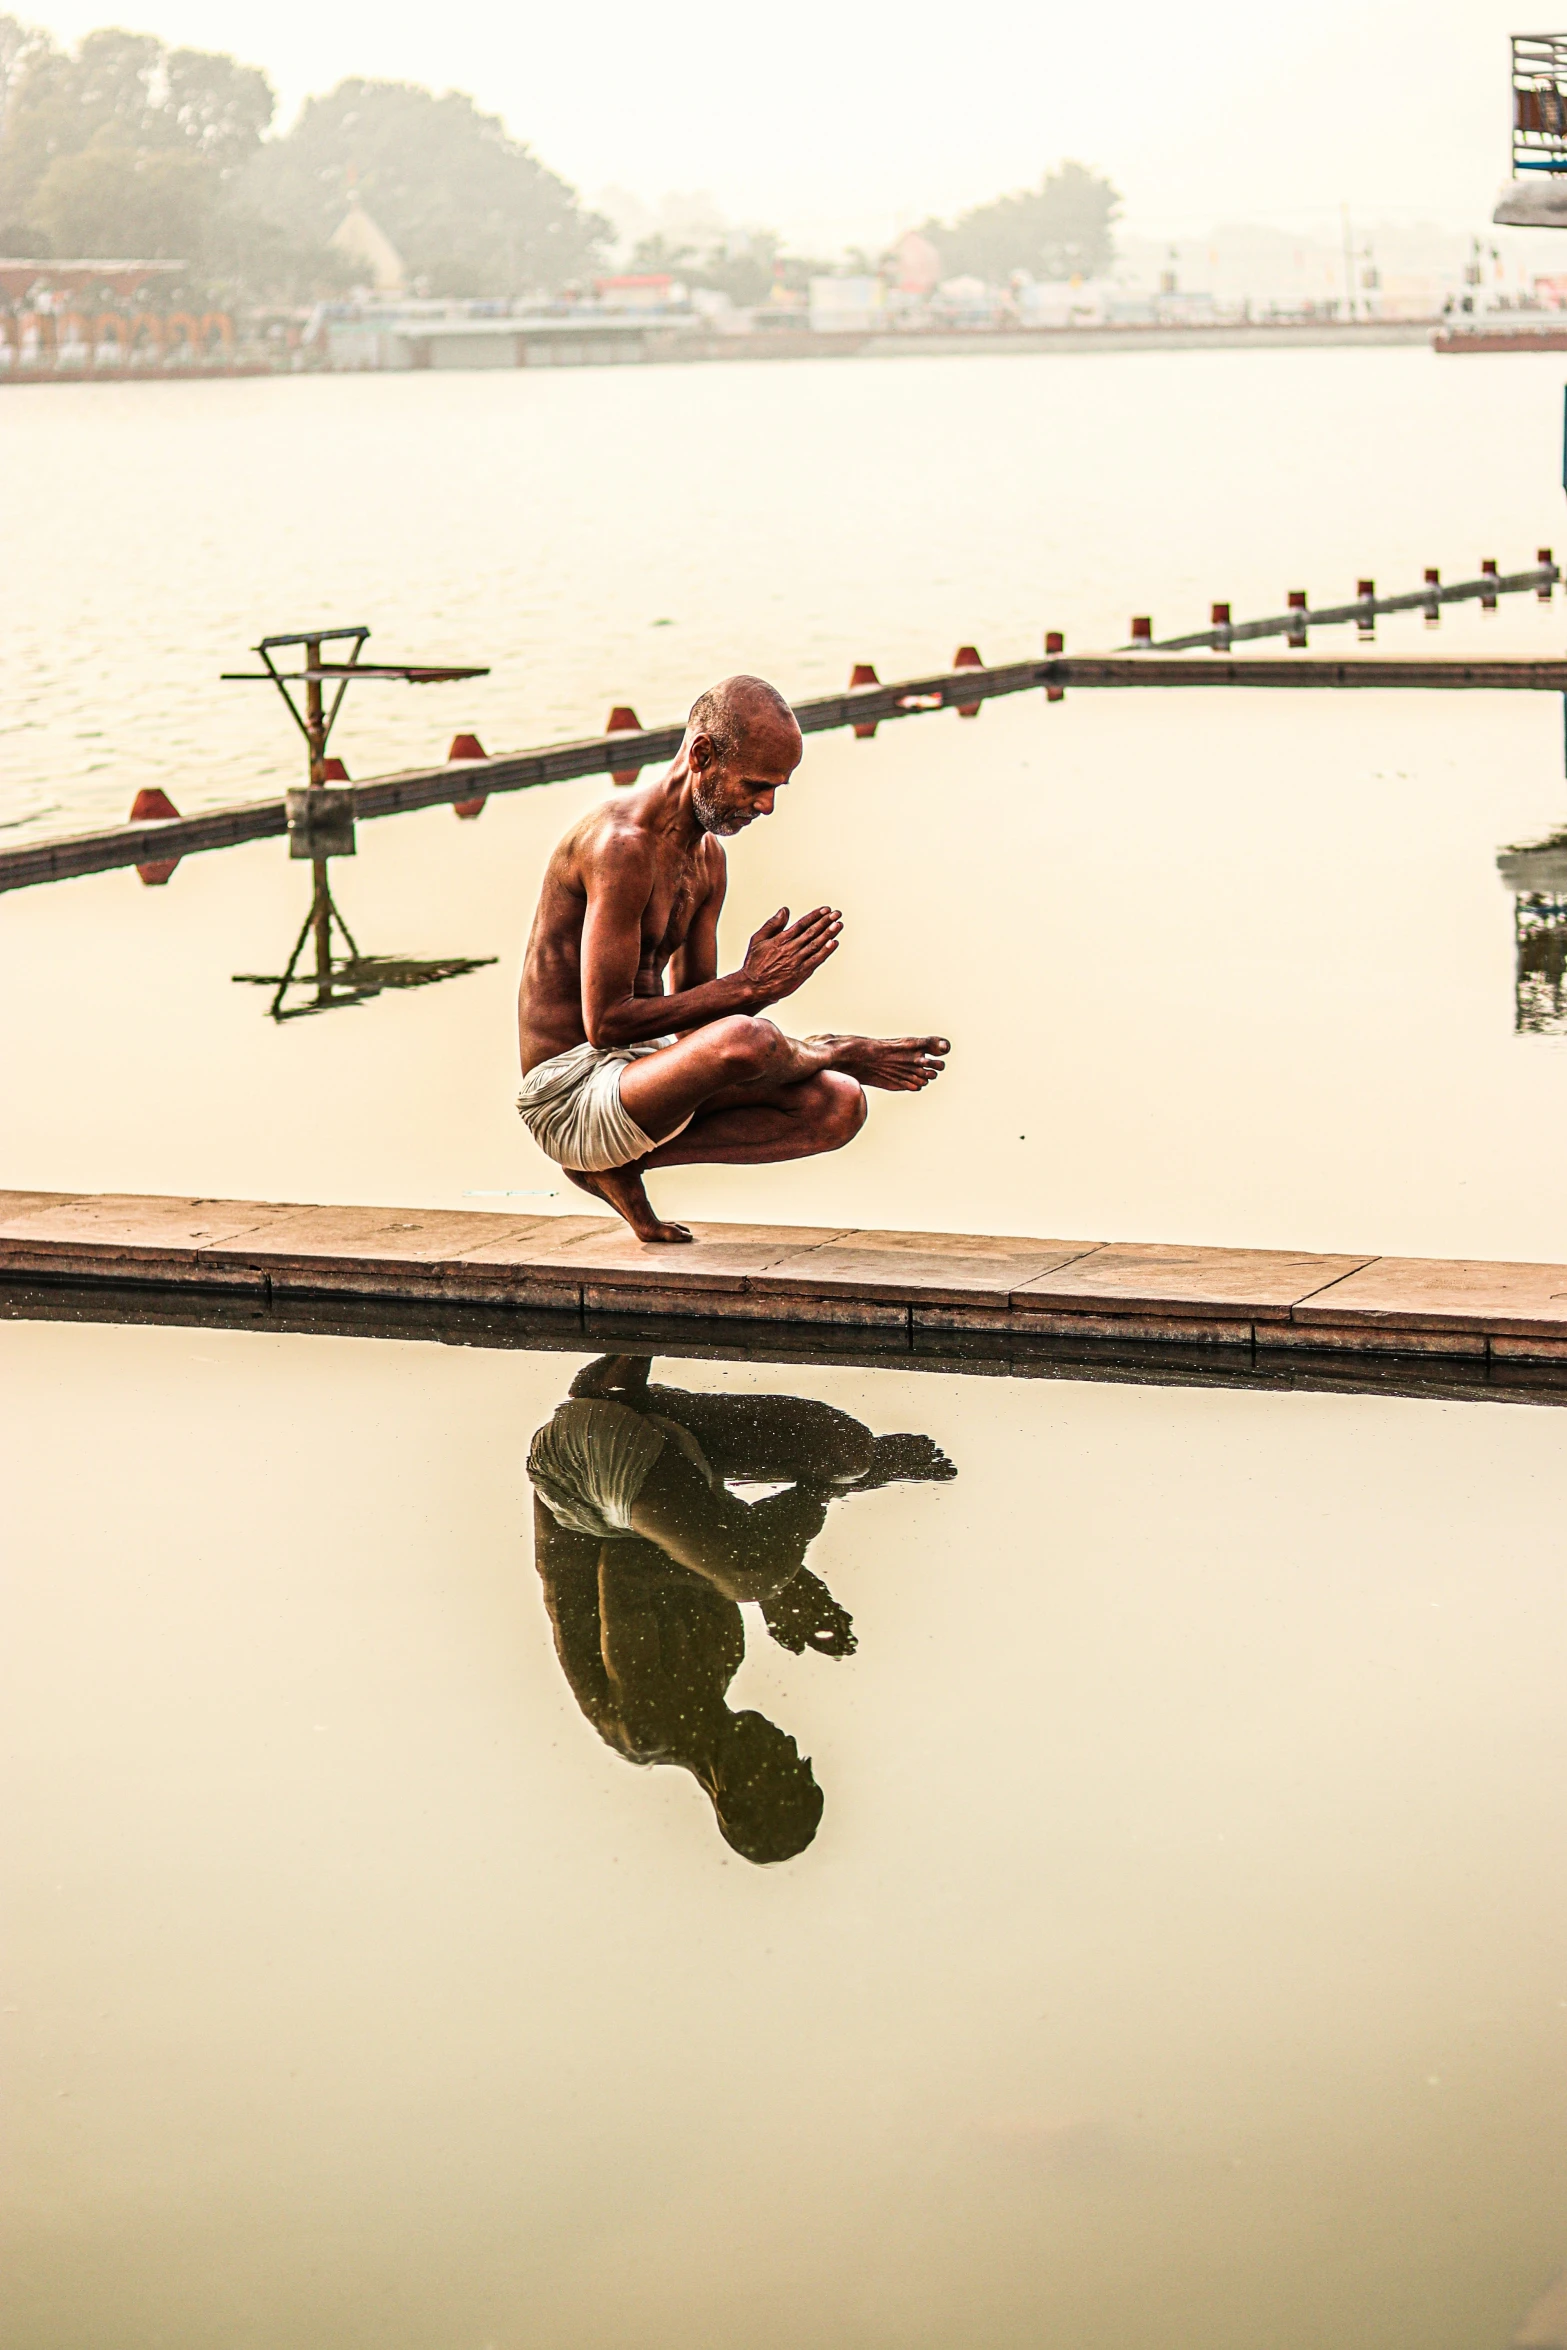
[569,1354,654,1400]
[565,1165,693,1243]
[840,1433,958,1490]
[808,1034,950,1091]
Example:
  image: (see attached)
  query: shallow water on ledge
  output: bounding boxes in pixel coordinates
[3,1315,1565,2350]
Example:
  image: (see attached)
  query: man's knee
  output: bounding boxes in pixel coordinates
[712,1014,789,1083]
[813,1070,866,1150]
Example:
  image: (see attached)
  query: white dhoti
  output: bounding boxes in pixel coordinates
[516,1039,692,1173]
[527,1398,718,1541]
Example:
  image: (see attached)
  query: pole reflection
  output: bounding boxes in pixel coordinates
[231,853,497,1020]
[527,1354,956,1865]
[1498,829,1567,1034]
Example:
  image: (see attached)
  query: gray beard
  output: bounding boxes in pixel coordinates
[692,777,737,834]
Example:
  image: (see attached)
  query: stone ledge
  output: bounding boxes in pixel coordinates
[4,1191,1566,1356]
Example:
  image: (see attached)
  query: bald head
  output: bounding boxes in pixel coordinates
[687,674,799,763]
[685,674,803,837]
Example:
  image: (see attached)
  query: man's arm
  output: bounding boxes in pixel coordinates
[667,848,725,996]
[533,1499,618,1733]
[581,835,841,1048]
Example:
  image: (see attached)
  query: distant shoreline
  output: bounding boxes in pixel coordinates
[0,316,1441,387]
[680,318,1438,362]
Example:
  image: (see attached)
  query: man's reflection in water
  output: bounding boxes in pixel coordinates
[528,1355,956,1865]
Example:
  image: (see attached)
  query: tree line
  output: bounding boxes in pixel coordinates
[0,19,608,301]
[634,162,1119,297]
[921,160,1120,284]
[0,17,1119,305]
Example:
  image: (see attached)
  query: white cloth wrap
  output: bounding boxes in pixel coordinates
[516,1038,691,1173]
[527,1398,717,1541]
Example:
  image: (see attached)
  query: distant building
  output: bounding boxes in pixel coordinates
[0,257,183,301]
[809,276,885,333]
[890,230,940,297]
[318,301,698,371]
[593,274,678,310]
[931,274,995,326]
[1016,277,1116,326]
[330,196,405,294]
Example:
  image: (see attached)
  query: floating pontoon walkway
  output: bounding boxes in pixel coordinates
[9,1192,1567,1371]
[9,652,1567,894]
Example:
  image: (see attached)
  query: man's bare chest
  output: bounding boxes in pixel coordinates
[640,859,708,963]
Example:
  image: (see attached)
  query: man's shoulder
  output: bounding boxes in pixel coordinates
[561,800,660,883]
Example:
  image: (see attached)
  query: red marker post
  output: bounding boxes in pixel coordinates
[849,663,880,739]
[953,644,983,718]
[606,705,643,786]
[449,732,488,818]
[129,785,181,887]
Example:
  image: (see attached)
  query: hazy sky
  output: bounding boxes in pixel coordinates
[24,0,1539,248]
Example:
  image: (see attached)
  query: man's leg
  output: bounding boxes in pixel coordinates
[618,1016,947,1144]
[567,1017,947,1243]
[643,1067,866,1166]
[640,1383,876,1483]
[563,1065,864,1242]
[565,1355,877,1482]
[628,1439,832,1604]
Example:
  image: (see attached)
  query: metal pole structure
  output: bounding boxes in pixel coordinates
[1340,203,1356,322]
[302,636,330,993]
[303,636,325,785]
[310,859,333,1002]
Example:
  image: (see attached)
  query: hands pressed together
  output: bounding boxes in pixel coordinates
[740,905,842,1006]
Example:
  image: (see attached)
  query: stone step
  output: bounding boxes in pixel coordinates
[6,1190,1567,1361]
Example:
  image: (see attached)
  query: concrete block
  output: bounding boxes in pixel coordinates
[1014,1241,1372,1319]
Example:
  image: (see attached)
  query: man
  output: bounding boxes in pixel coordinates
[516,673,949,1242]
[527,1353,957,1863]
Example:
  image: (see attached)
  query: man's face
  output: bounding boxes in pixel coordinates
[690,717,802,837]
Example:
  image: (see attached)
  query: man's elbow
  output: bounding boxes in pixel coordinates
[584,1006,629,1049]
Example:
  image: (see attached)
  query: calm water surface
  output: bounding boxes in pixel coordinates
[4,1317,1566,2350]
[5,346,1567,834]
[9,615,1567,1256]
[6,349,1567,2345]
[9,351,1567,1253]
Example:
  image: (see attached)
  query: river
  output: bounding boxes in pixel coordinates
[4,345,1566,2350]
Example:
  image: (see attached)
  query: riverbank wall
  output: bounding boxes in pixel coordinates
[0,314,1438,384]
